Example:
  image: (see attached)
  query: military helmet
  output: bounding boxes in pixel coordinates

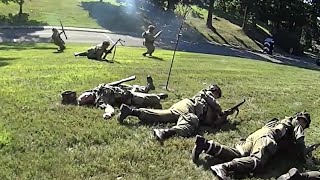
[61,91,77,105]
[102,40,110,46]
[207,84,222,98]
[295,111,311,128]
[148,25,155,30]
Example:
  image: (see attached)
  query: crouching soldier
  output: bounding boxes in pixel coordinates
[74,41,111,60]
[263,36,275,55]
[117,84,241,141]
[51,28,66,52]
[278,168,320,180]
[191,111,312,180]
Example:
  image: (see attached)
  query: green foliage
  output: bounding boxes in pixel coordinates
[0,43,319,179]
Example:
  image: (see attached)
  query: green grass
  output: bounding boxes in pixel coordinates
[0,0,268,51]
[0,43,320,179]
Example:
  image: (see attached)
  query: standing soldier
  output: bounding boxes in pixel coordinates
[277,168,320,180]
[74,41,111,60]
[142,25,162,57]
[191,111,312,180]
[117,84,240,141]
[51,28,66,52]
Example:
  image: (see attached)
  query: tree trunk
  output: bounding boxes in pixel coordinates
[167,0,175,10]
[19,0,23,16]
[206,0,214,28]
[242,5,248,29]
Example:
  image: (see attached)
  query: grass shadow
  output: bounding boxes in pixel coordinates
[147,56,165,61]
[0,13,48,26]
[208,25,229,45]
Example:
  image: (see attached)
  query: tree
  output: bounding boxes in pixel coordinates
[206,0,214,28]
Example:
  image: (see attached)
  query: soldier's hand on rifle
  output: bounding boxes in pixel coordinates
[223,108,236,116]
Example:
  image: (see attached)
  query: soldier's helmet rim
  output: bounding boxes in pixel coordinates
[148,25,155,30]
[296,111,311,128]
[208,84,222,98]
[102,41,110,46]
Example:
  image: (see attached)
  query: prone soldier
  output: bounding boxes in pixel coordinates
[117,84,243,141]
[191,111,312,180]
[61,76,168,119]
[51,28,66,52]
[74,41,111,60]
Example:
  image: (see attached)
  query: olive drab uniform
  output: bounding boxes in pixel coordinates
[74,41,110,60]
[86,44,108,60]
[142,30,155,55]
[118,86,228,140]
[79,78,164,119]
[277,168,320,180]
[51,29,65,52]
[192,112,311,180]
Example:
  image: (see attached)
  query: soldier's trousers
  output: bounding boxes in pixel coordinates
[145,43,155,55]
[136,99,199,136]
[207,127,277,173]
[303,171,320,179]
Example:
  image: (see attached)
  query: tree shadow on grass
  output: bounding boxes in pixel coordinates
[0,57,19,67]
[0,13,48,26]
[80,0,206,47]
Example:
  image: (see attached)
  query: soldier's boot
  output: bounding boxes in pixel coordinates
[191,135,211,163]
[74,52,87,57]
[142,52,147,56]
[153,128,176,141]
[277,168,302,180]
[117,104,140,124]
[210,163,232,180]
[157,93,168,100]
[146,75,155,90]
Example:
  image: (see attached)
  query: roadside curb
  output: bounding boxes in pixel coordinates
[0,25,141,36]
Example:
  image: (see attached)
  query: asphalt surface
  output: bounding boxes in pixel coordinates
[0,26,319,71]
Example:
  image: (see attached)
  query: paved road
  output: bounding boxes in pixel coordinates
[0,26,319,71]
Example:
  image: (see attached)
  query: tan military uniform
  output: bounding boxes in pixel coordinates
[142,30,156,55]
[87,44,108,60]
[51,31,65,51]
[204,117,306,173]
[85,84,161,119]
[135,90,226,136]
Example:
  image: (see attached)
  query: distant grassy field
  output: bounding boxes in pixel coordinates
[0,43,319,179]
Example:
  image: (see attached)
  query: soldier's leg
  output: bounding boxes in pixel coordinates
[192,135,242,163]
[59,44,66,52]
[304,171,320,179]
[118,104,179,124]
[148,44,155,56]
[153,113,199,141]
[74,51,88,57]
[276,168,319,180]
[130,92,162,109]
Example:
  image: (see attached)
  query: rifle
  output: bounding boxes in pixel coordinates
[102,38,125,60]
[105,75,136,86]
[225,99,246,117]
[60,20,68,40]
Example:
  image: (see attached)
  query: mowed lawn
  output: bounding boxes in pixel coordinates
[0,43,320,180]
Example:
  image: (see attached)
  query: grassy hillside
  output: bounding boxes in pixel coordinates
[0,43,319,179]
[0,0,268,51]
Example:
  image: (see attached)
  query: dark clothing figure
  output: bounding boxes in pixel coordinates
[51,28,66,52]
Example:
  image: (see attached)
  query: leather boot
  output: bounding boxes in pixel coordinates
[147,75,155,90]
[191,135,210,163]
[117,104,133,124]
[153,128,176,141]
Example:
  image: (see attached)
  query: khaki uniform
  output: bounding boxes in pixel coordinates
[84,84,161,119]
[86,44,108,60]
[142,30,156,55]
[135,90,226,136]
[205,117,306,173]
[51,31,65,51]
